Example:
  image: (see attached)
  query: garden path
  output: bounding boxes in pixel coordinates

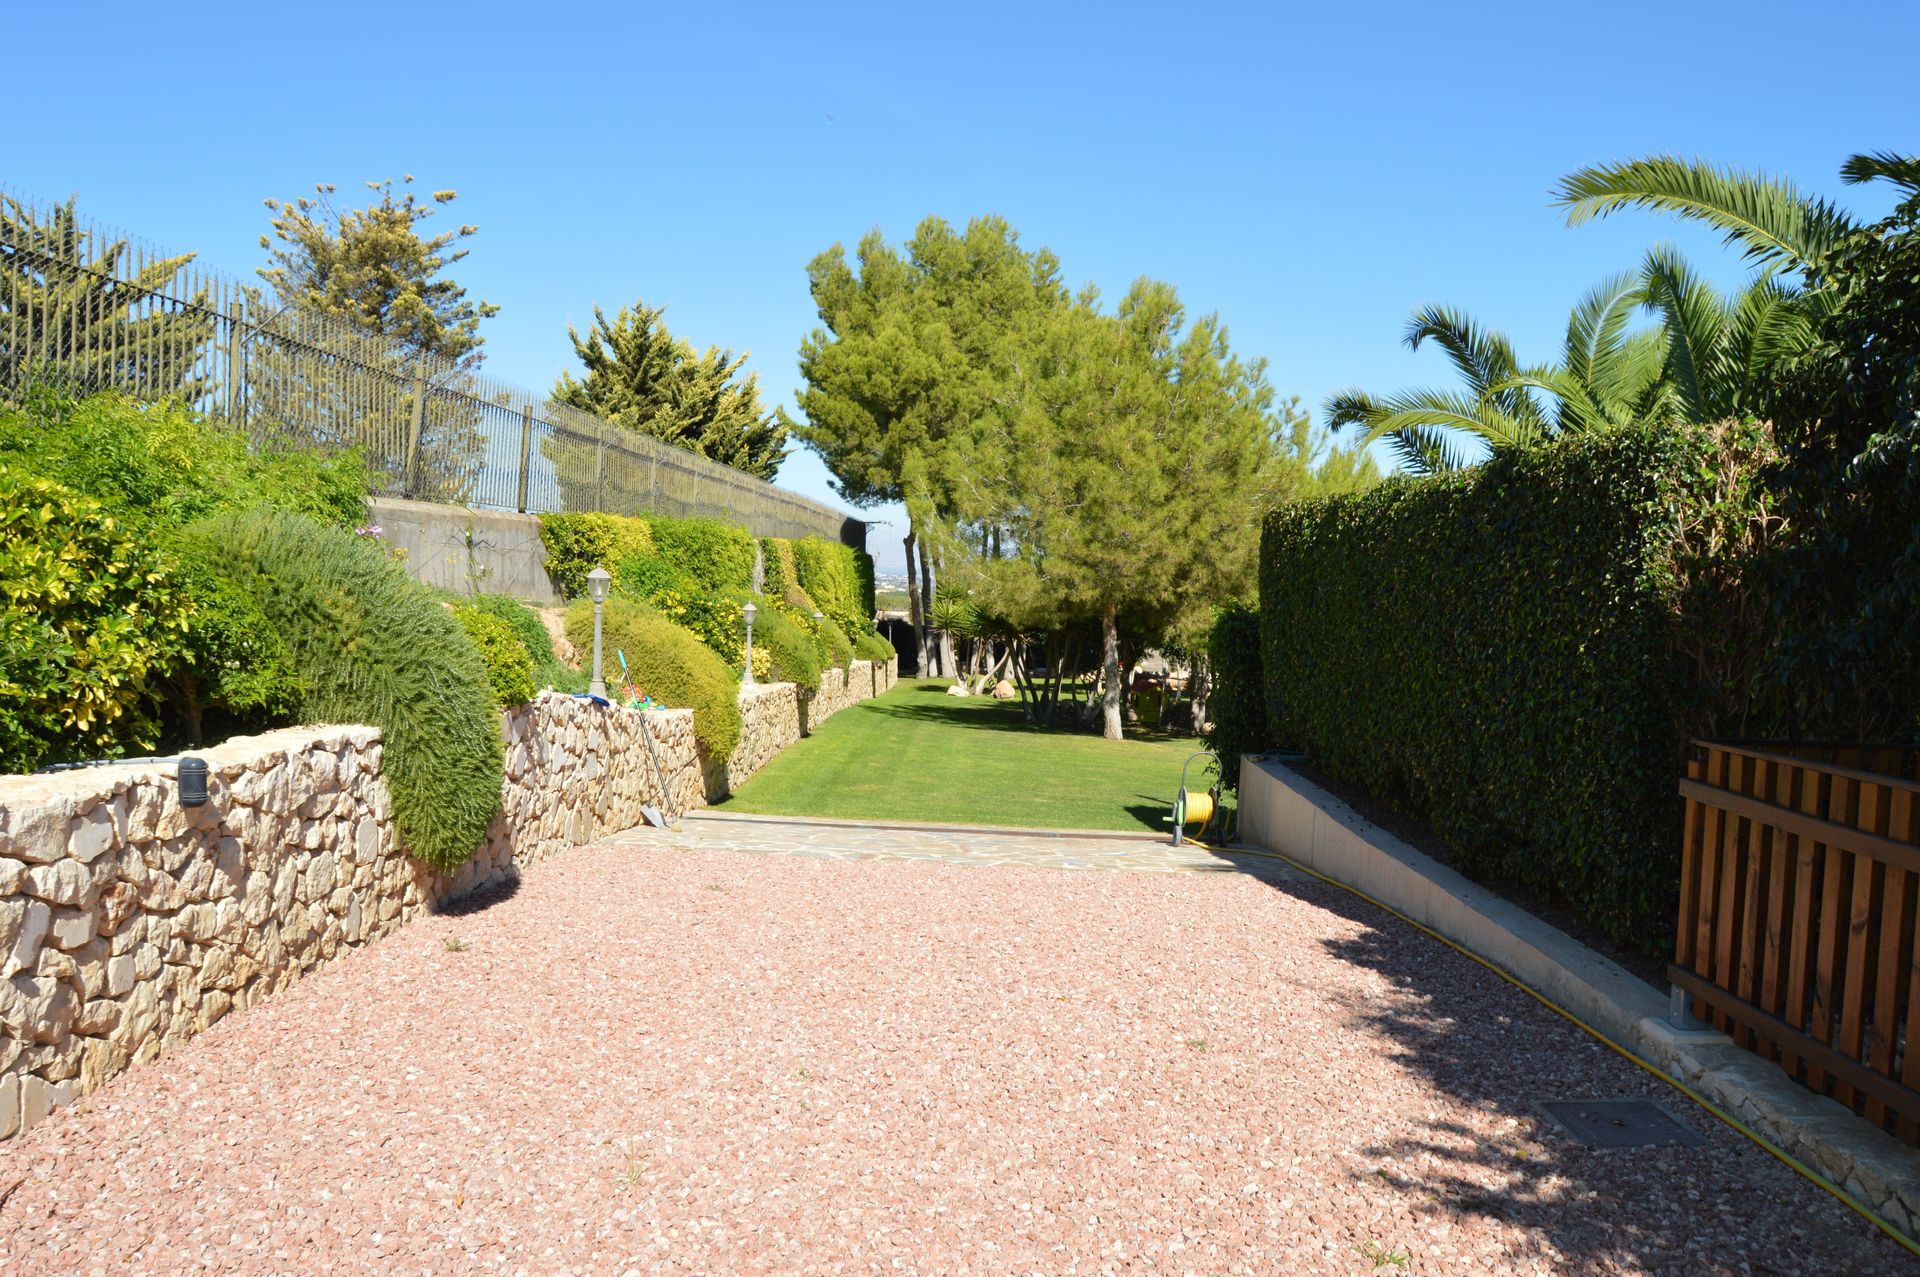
[0,820,1894,1274]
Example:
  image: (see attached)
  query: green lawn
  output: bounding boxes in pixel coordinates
[717,679,1213,832]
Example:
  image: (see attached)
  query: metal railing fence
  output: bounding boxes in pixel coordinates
[0,188,860,546]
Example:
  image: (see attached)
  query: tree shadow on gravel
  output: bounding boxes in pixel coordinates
[1223,862,1892,1276]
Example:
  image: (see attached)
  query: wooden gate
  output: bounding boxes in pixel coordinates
[1675,742,1920,1142]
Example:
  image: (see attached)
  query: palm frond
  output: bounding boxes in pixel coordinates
[1379,424,1477,476]
[1839,150,1920,195]
[1401,305,1519,395]
[1487,368,1613,435]
[1638,244,1733,421]
[1350,388,1543,453]
[1724,278,1815,402]
[1562,271,1645,407]
[1554,154,1850,272]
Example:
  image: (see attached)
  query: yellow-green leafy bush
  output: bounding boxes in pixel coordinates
[648,514,756,595]
[1,466,195,771]
[539,512,655,599]
[565,597,741,758]
[454,605,538,706]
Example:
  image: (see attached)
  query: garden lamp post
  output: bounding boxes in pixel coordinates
[741,602,758,686]
[812,610,824,626]
[586,565,612,699]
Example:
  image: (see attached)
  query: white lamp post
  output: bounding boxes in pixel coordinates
[741,601,758,686]
[586,565,612,699]
[812,610,824,626]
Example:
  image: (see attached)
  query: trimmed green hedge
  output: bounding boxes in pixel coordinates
[198,508,504,871]
[790,536,870,637]
[854,630,895,662]
[565,597,741,759]
[648,514,756,595]
[1202,605,1264,790]
[1259,427,1726,950]
[539,512,655,599]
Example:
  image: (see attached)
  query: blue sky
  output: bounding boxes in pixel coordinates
[10,1,1913,570]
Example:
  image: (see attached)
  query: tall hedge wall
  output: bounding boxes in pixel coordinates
[1260,428,1707,949]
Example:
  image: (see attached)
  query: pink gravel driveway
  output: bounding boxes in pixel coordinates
[0,834,1899,1274]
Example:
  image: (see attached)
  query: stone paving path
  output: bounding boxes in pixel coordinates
[0,818,1897,1274]
[605,810,1261,874]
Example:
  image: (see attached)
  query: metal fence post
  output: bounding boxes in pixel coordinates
[403,370,427,498]
[516,402,534,513]
[594,420,606,512]
[223,301,243,429]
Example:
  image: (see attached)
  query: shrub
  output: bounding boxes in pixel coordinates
[790,536,870,637]
[0,391,369,529]
[614,552,692,602]
[750,601,823,694]
[1258,426,1755,951]
[0,466,195,772]
[650,587,747,666]
[539,511,655,599]
[853,630,896,662]
[816,616,854,670]
[197,508,504,871]
[454,606,538,707]
[463,593,555,667]
[1202,605,1264,789]
[566,597,741,759]
[164,537,306,743]
[648,515,756,595]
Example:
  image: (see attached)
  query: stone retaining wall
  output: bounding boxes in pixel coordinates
[0,693,703,1139]
[0,659,898,1140]
[714,658,898,797]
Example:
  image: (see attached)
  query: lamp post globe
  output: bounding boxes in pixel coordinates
[586,566,613,699]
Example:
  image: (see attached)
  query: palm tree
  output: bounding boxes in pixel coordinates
[1327,259,1790,473]
[1332,150,1917,475]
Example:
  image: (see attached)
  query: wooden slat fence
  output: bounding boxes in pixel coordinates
[1675,741,1920,1142]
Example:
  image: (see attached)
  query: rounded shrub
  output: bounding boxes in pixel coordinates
[853,630,896,662]
[749,601,822,694]
[565,597,741,759]
[454,605,538,707]
[195,507,504,871]
[463,593,556,667]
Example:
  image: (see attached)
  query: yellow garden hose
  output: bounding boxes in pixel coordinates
[1184,835,1920,1260]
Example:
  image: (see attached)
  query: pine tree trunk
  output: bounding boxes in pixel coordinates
[1100,603,1124,741]
[903,526,928,677]
[916,536,941,677]
[1190,652,1212,735]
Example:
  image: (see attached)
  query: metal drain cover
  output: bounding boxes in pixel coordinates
[1533,1099,1704,1150]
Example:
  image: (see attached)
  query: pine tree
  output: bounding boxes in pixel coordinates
[258,176,497,364]
[551,301,788,481]
[0,195,215,399]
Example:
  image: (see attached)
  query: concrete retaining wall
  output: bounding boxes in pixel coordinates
[365,496,562,604]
